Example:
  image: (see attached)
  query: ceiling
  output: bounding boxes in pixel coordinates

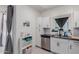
[29,5,60,12]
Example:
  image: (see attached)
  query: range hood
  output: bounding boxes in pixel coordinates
[55,17,68,28]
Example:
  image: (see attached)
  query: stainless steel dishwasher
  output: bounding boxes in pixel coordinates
[41,35,50,51]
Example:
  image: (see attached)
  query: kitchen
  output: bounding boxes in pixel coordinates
[0,5,79,54]
[35,5,79,54]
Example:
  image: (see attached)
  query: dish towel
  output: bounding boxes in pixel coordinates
[4,5,14,54]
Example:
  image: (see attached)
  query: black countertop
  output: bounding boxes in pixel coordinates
[41,34,79,41]
[52,36,79,41]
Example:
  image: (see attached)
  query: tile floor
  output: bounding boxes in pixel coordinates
[31,47,52,54]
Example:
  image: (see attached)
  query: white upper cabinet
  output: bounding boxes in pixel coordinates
[73,11,79,28]
[41,17,51,28]
[36,17,43,34]
[37,17,51,28]
[36,17,51,34]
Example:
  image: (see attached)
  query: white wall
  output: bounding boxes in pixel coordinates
[13,5,40,53]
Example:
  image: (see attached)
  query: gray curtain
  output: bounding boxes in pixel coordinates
[4,5,14,54]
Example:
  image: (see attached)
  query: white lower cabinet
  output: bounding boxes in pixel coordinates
[57,39,69,54]
[50,38,58,53]
[50,38,69,54]
[51,37,79,54]
[69,40,79,54]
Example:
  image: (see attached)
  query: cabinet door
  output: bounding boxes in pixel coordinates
[69,40,79,54]
[50,38,59,53]
[37,17,51,34]
[57,39,69,54]
[68,14,74,30]
[36,17,43,34]
[74,10,79,27]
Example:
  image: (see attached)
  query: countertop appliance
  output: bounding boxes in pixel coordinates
[55,17,68,37]
[41,35,50,51]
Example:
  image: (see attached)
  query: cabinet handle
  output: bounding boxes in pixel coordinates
[70,45,72,49]
[57,42,60,47]
[39,29,40,31]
